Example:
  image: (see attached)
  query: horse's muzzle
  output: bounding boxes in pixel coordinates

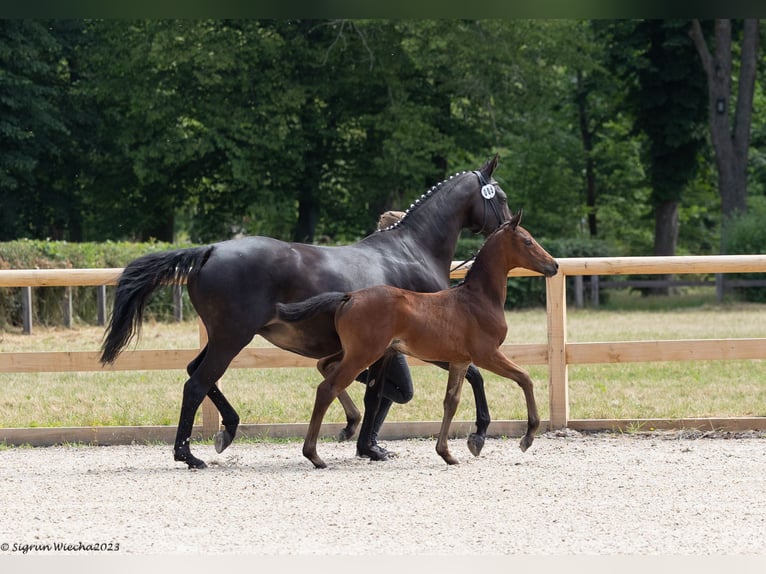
[543,260,559,277]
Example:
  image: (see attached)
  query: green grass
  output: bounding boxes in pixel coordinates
[1,295,765,427]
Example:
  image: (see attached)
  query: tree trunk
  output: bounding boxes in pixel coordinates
[690,19,759,226]
[293,193,319,243]
[576,69,597,237]
[652,200,679,295]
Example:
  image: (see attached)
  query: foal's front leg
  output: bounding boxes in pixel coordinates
[435,363,470,465]
[477,350,540,452]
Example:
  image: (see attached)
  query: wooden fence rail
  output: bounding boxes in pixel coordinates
[1,254,766,447]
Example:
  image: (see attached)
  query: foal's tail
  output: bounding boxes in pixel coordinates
[276,292,349,323]
[100,246,213,365]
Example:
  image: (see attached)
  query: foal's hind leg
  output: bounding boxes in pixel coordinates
[430,362,490,457]
[304,361,365,469]
[317,353,361,442]
[435,363,470,465]
[476,350,540,453]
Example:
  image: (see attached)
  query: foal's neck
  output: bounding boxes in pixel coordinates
[461,245,513,308]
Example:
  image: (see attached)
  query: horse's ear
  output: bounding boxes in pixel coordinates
[481,153,499,178]
[510,209,522,229]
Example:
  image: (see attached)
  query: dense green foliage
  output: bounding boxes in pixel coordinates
[1,18,765,321]
[3,19,762,251]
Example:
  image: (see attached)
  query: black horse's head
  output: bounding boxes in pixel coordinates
[463,154,512,236]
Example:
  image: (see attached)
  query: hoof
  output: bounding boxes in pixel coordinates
[519,434,534,453]
[338,427,355,442]
[214,430,233,454]
[467,433,485,457]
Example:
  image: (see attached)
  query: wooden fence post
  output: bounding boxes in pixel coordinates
[546,272,569,429]
[198,318,221,438]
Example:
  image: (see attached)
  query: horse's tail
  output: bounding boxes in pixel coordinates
[100,246,213,365]
[276,292,349,323]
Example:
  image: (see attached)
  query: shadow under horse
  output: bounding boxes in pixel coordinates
[100,155,512,469]
[277,212,559,468]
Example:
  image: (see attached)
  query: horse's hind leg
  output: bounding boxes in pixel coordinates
[187,344,240,455]
[336,391,361,441]
[174,343,243,469]
[435,363,470,465]
[429,362,490,457]
[304,360,365,469]
[207,385,240,454]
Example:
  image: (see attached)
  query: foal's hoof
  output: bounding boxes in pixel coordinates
[519,434,534,453]
[214,430,233,454]
[467,433,485,457]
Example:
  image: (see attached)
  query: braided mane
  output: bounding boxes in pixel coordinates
[378,170,471,232]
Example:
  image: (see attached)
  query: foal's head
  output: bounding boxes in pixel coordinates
[498,211,559,277]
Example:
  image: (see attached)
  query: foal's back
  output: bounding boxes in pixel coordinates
[335,283,506,366]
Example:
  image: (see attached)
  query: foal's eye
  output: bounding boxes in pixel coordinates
[523,238,533,247]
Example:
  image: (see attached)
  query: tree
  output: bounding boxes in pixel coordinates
[0,20,71,240]
[602,20,709,259]
[690,19,760,226]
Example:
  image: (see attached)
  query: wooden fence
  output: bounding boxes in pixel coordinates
[1,255,765,447]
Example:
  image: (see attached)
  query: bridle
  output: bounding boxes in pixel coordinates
[472,170,506,236]
[450,171,508,274]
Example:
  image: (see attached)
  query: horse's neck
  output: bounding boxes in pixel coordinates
[384,193,467,268]
[399,215,462,265]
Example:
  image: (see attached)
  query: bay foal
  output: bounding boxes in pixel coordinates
[277,211,559,468]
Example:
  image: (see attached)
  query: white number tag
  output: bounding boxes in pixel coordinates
[481,184,496,199]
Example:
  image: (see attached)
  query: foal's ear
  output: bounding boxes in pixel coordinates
[510,209,523,229]
[480,153,499,178]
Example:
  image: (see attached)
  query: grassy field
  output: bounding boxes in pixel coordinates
[1,291,765,428]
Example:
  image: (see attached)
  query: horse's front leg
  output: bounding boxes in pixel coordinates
[435,363,470,465]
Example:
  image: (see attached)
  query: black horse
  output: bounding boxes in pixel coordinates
[100,154,511,469]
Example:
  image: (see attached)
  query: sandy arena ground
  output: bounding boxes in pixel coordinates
[1,430,765,564]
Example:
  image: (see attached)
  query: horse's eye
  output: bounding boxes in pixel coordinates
[524,239,533,247]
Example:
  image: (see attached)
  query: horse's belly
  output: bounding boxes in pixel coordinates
[259,321,341,359]
[391,338,471,364]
